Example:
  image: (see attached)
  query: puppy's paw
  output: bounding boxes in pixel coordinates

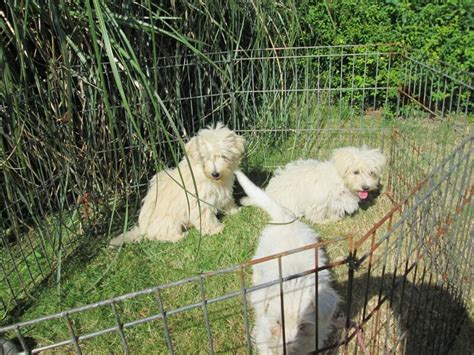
[158,233,185,243]
[240,196,253,206]
[226,206,241,215]
[109,227,142,247]
[109,235,129,248]
[108,237,123,248]
[205,224,224,236]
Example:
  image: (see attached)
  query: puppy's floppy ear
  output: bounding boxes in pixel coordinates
[184,136,200,161]
[370,148,387,172]
[233,134,246,157]
[271,321,281,337]
[331,147,353,177]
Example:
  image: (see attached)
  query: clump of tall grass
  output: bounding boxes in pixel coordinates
[0,0,300,317]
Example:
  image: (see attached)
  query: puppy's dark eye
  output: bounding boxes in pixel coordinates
[354,170,360,175]
[370,171,376,177]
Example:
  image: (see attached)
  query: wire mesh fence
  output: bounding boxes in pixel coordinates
[0,133,471,354]
[1,44,472,353]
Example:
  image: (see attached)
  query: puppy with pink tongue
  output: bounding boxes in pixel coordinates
[358,190,369,200]
[241,146,386,224]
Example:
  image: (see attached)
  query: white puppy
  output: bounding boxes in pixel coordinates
[243,146,386,224]
[235,170,339,354]
[109,123,245,245]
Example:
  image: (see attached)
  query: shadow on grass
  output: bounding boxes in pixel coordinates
[3,263,471,353]
[0,197,142,321]
[333,272,472,354]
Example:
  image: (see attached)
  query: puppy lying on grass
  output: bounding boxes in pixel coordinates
[242,146,386,224]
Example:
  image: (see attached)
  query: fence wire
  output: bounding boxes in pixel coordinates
[0,134,471,353]
[1,45,472,353]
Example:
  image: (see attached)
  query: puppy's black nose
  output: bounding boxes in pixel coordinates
[362,185,370,191]
[211,172,220,179]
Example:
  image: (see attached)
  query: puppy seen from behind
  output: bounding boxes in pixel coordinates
[235,170,340,354]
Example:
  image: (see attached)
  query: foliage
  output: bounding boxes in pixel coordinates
[299,0,474,72]
[0,0,299,229]
[0,0,299,317]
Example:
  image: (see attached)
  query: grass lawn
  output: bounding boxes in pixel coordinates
[7,195,398,354]
[1,112,472,353]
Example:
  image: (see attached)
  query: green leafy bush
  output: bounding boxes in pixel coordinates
[299,0,473,72]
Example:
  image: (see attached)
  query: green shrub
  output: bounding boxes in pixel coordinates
[299,0,473,72]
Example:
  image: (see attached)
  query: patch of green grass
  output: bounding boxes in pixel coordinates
[5,206,266,353]
[6,194,399,353]
[2,113,472,353]
[0,210,86,316]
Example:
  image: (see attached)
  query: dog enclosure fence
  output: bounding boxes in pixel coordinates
[1,44,472,353]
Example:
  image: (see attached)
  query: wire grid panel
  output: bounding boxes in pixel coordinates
[343,134,473,354]
[1,44,407,316]
[1,45,471,314]
[0,134,472,353]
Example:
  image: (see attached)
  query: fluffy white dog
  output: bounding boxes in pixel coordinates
[242,146,386,224]
[109,123,245,245]
[235,170,340,354]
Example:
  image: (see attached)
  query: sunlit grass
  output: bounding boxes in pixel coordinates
[2,112,471,353]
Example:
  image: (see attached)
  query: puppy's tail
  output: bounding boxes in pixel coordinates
[109,226,142,247]
[235,170,294,222]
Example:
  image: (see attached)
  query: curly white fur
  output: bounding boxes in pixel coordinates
[109,123,245,245]
[235,170,340,354]
[243,146,386,224]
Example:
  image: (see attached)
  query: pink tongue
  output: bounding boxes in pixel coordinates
[358,191,369,200]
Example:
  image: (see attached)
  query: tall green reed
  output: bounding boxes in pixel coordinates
[0,0,299,316]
